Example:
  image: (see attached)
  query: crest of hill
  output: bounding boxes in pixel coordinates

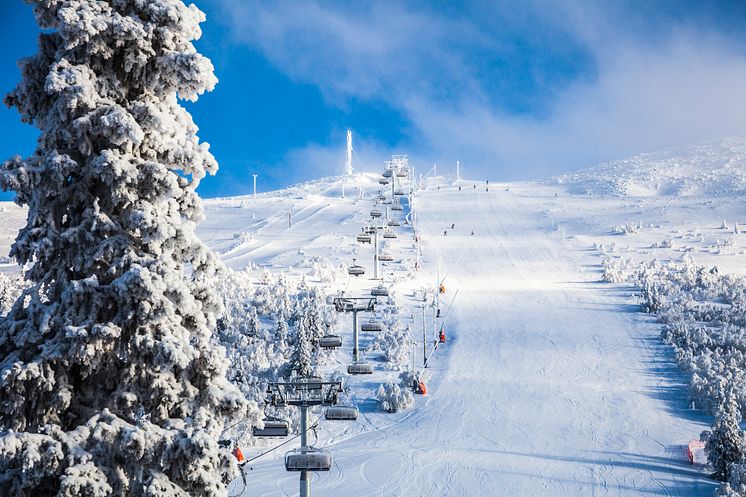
[552,137,746,197]
[205,172,383,204]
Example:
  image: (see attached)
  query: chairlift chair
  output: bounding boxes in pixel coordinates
[382,170,393,178]
[348,259,365,276]
[370,208,382,218]
[371,285,389,297]
[285,447,332,472]
[391,204,403,211]
[356,233,372,243]
[361,319,384,332]
[379,178,390,185]
[347,362,374,375]
[378,252,393,262]
[252,417,290,438]
[388,219,400,227]
[319,334,342,349]
[383,231,397,239]
[325,405,359,421]
[396,170,408,178]
[300,375,324,390]
[394,189,405,196]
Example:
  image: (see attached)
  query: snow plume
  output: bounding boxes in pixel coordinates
[0,2,245,496]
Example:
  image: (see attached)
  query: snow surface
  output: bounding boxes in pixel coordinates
[553,136,746,198]
[4,141,746,494]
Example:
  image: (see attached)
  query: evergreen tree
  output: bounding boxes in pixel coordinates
[0,2,244,495]
[707,389,746,481]
[290,317,313,378]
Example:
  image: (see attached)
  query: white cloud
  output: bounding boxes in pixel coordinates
[214,0,746,180]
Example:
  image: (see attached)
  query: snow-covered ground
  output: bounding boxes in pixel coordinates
[4,139,746,495]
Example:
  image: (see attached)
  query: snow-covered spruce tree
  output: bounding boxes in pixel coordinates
[290,317,313,378]
[0,2,246,496]
[705,390,746,481]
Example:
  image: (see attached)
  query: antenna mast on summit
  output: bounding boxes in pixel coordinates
[346,129,353,176]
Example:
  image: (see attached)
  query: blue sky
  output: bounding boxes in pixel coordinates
[2,1,746,200]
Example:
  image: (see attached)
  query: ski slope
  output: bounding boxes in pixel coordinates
[223,178,723,496]
[5,144,746,494]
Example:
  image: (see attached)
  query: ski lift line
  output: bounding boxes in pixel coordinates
[438,251,465,287]
[425,290,459,365]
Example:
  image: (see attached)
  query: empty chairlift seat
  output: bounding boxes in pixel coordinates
[378,252,393,262]
[252,418,289,438]
[361,319,384,332]
[348,261,365,276]
[319,334,342,349]
[388,219,400,227]
[379,178,390,185]
[371,285,389,297]
[285,447,332,472]
[383,231,397,239]
[370,209,382,218]
[325,405,359,421]
[391,204,403,211]
[382,169,393,178]
[347,362,374,375]
[394,189,405,196]
[396,170,408,177]
[356,233,371,243]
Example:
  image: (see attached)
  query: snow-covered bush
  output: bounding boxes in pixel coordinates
[0,272,25,316]
[369,319,412,368]
[651,239,675,249]
[611,222,639,235]
[601,258,628,283]
[0,2,246,495]
[376,380,414,413]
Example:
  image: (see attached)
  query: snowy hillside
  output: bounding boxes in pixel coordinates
[4,141,746,495]
[553,137,746,197]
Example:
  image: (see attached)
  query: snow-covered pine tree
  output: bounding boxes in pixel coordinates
[0,2,246,496]
[290,317,313,378]
[706,389,746,481]
[245,306,259,337]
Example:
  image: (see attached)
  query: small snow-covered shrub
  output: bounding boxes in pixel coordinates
[601,258,629,283]
[376,381,414,413]
[651,239,675,249]
[611,222,639,235]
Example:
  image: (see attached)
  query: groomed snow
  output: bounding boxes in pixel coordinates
[4,141,746,494]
